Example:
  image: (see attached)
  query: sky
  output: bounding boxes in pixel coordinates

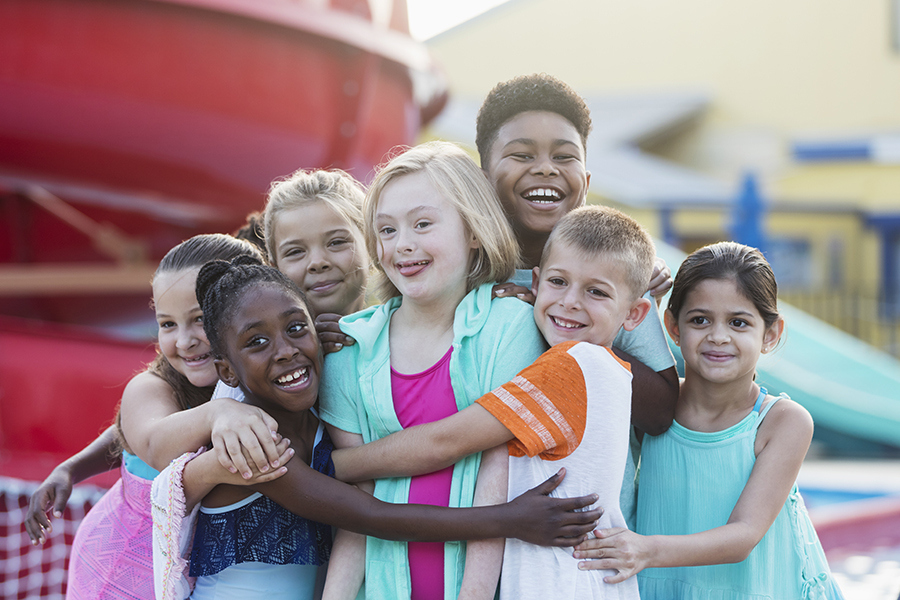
[406,0,510,40]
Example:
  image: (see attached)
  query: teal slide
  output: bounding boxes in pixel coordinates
[655,242,900,449]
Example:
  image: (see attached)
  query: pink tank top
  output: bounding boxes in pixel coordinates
[391,346,456,600]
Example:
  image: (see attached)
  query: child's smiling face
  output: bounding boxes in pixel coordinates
[374,171,479,309]
[217,284,321,412]
[271,201,368,318]
[484,110,590,247]
[665,278,783,387]
[532,242,648,348]
[153,267,218,387]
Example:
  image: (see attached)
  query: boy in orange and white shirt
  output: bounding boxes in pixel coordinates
[333,205,656,599]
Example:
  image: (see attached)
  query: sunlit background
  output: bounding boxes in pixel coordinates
[407,0,510,40]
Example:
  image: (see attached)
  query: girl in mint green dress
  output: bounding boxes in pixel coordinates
[573,242,843,599]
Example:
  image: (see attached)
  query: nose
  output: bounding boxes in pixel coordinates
[274,332,300,361]
[531,154,558,177]
[307,246,331,274]
[707,322,731,344]
[176,325,199,351]
[396,226,415,254]
[558,286,581,310]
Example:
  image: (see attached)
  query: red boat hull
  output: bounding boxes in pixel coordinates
[1,0,445,261]
[0,0,446,464]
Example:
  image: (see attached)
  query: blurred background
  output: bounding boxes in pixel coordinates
[1,0,898,597]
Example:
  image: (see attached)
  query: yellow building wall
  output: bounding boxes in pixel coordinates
[429,0,900,134]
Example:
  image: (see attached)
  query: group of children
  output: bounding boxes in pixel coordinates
[25,73,842,600]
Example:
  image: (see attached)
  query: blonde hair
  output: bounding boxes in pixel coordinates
[542,205,656,300]
[263,168,366,266]
[364,141,519,301]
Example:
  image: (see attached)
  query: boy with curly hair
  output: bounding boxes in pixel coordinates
[476,73,679,529]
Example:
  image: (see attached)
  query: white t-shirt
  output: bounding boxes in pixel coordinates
[477,341,640,600]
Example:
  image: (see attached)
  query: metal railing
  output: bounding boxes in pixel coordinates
[780,288,900,358]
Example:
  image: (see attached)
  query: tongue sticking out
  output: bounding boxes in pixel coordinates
[398,260,430,277]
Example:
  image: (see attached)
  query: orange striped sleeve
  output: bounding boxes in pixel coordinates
[476,341,587,461]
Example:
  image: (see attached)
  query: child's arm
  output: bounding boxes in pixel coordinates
[119,371,281,476]
[181,436,293,512]
[249,459,599,545]
[333,344,589,484]
[611,349,679,436]
[321,426,369,600]
[458,444,508,600]
[332,403,514,483]
[573,398,813,581]
[24,425,120,544]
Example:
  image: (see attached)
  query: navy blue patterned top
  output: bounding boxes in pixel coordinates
[189,425,335,577]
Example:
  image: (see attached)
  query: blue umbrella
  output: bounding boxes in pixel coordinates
[729,171,767,253]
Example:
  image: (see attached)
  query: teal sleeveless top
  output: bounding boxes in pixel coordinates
[122,449,159,480]
[636,389,844,600]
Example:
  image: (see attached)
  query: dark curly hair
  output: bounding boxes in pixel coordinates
[196,255,311,359]
[475,73,593,168]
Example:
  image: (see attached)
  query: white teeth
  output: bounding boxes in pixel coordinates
[277,367,308,384]
[552,317,582,329]
[525,188,561,200]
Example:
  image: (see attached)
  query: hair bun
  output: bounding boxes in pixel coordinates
[196,260,232,309]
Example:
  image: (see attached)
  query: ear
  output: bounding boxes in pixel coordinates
[664,309,680,346]
[214,358,239,388]
[531,266,541,299]
[584,170,592,191]
[622,297,652,332]
[761,316,785,354]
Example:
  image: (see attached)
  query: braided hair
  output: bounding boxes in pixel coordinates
[196,255,311,360]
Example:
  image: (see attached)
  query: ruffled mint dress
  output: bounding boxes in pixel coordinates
[636,389,844,599]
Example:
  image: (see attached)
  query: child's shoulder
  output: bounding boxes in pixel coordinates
[125,368,173,395]
[757,393,814,449]
[548,340,627,366]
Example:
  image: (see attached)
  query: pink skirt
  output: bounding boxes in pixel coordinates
[67,463,154,599]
